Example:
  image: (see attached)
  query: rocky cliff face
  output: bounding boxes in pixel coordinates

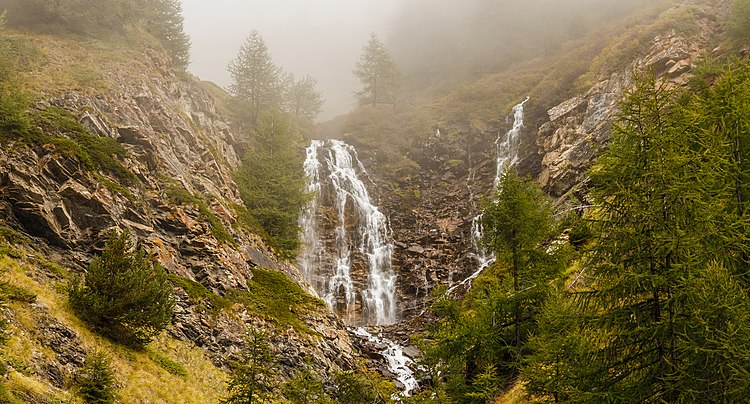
[0,42,360,391]
[537,5,723,197]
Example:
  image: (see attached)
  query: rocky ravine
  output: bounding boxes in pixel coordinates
[0,46,360,385]
[351,2,726,323]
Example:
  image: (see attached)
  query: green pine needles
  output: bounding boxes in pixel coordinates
[77,350,117,404]
[69,230,174,347]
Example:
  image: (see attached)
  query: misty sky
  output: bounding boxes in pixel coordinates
[182,0,400,120]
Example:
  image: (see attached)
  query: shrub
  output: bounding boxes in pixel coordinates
[330,370,394,404]
[69,230,174,347]
[77,350,117,404]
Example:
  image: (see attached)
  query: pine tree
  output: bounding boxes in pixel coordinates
[228,31,285,125]
[144,0,191,71]
[234,110,309,258]
[69,230,174,347]
[694,60,750,283]
[480,169,563,375]
[222,327,277,404]
[353,33,400,107]
[77,350,117,404]
[282,365,327,404]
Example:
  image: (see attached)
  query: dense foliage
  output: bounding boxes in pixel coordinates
[77,351,117,404]
[222,327,278,404]
[69,230,174,347]
[420,170,565,401]
[421,59,750,402]
[234,111,310,259]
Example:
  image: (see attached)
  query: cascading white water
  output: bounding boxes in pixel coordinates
[354,327,419,397]
[494,96,530,187]
[299,139,397,325]
[450,97,530,293]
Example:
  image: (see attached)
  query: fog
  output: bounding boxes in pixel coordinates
[182,0,400,120]
[182,0,662,120]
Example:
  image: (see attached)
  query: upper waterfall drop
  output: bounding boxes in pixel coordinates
[494,96,530,187]
[450,97,530,294]
[299,139,397,325]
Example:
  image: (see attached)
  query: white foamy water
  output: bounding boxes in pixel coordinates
[299,140,397,325]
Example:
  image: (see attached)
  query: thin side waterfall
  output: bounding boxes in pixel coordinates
[450,97,530,294]
[299,139,397,325]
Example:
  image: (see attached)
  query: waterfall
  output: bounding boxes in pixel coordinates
[299,139,397,325]
[451,97,530,293]
[494,96,530,187]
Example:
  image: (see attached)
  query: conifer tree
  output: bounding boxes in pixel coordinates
[228,31,285,125]
[285,75,324,120]
[69,230,174,347]
[145,0,191,71]
[353,33,400,107]
[222,327,277,404]
[576,72,709,401]
[480,169,563,375]
[234,110,309,258]
[77,350,117,404]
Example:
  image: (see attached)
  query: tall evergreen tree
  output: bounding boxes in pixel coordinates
[69,230,174,347]
[145,0,191,71]
[234,110,309,258]
[575,72,710,401]
[353,33,400,107]
[480,169,563,375]
[228,31,285,125]
[284,75,324,120]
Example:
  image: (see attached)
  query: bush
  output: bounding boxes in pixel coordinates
[77,350,117,404]
[69,230,174,347]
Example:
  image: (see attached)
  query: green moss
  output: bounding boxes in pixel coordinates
[31,107,134,182]
[226,268,326,334]
[230,203,266,236]
[163,185,235,246]
[95,173,135,200]
[167,275,231,313]
[0,283,37,303]
[0,101,135,184]
[0,226,29,245]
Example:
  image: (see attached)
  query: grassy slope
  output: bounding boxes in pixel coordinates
[0,250,227,403]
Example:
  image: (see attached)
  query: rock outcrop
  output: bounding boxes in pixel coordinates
[537,5,723,197]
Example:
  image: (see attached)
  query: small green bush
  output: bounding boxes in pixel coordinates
[69,230,174,347]
[167,274,231,312]
[77,350,117,404]
[148,349,188,377]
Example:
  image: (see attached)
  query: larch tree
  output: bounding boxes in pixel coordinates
[353,33,400,107]
[574,72,714,402]
[228,30,285,125]
[284,75,324,120]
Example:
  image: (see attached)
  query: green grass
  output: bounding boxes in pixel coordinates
[148,349,189,378]
[226,268,326,334]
